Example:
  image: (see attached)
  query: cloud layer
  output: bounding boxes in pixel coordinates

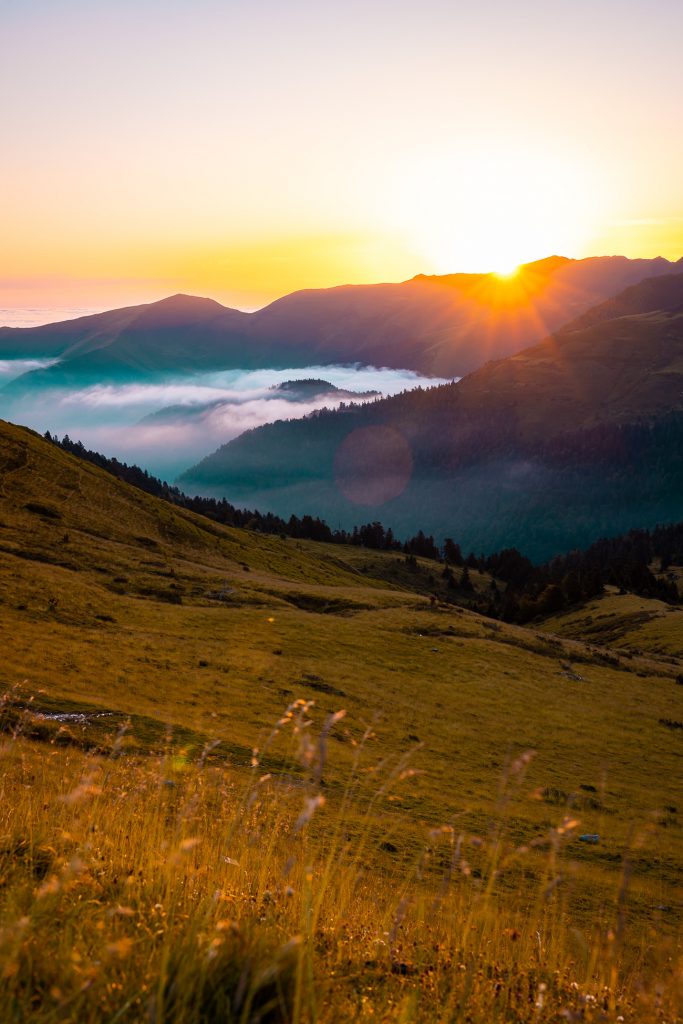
[2,364,450,480]
[0,358,59,383]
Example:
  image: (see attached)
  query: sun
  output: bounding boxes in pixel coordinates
[494,263,521,280]
[383,143,600,275]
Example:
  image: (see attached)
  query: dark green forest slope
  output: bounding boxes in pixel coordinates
[179,278,683,560]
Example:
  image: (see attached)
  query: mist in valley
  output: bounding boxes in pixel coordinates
[0,363,449,481]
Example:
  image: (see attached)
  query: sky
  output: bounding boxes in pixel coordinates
[1,0,682,312]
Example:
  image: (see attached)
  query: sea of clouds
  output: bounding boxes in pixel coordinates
[1,364,451,481]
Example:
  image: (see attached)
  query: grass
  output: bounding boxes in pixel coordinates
[0,701,681,1023]
[541,588,683,660]
[0,420,682,1021]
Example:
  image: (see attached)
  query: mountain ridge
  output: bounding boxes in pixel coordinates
[2,255,681,387]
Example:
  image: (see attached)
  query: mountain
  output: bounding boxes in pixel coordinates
[178,273,683,560]
[2,256,681,392]
[242,254,683,376]
[0,294,252,389]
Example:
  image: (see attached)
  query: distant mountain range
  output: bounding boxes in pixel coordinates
[178,271,683,560]
[2,254,682,391]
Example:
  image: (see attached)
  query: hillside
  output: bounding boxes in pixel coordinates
[179,279,683,560]
[2,256,681,390]
[453,305,683,440]
[541,588,683,660]
[0,414,681,851]
[561,271,683,332]
[1,418,682,1020]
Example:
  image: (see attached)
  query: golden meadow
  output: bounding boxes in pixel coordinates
[0,421,681,1021]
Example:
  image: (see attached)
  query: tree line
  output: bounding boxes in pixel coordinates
[45,431,682,624]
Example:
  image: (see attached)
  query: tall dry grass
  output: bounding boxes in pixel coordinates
[0,692,680,1023]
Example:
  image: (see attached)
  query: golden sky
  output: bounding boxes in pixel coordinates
[1,0,682,311]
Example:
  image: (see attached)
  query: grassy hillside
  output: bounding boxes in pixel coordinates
[1,420,681,1021]
[540,587,683,660]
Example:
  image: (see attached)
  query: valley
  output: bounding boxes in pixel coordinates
[180,274,683,560]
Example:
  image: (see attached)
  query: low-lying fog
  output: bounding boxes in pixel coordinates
[0,359,60,383]
[0,364,451,481]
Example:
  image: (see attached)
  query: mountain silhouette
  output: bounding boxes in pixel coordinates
[2,256,681,391]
